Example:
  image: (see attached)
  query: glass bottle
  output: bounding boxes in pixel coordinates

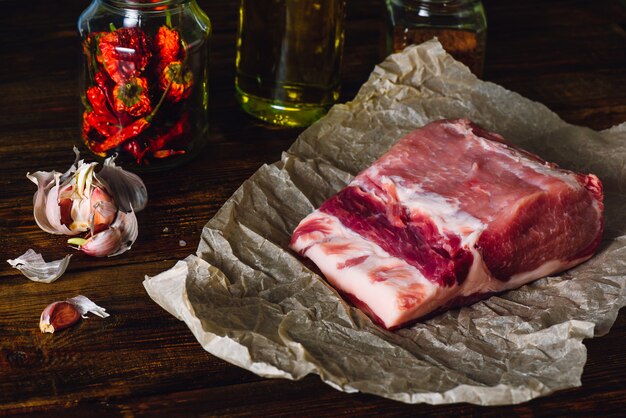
[386,0,487,76]
[235,0,347,128]
[78,0,211,171]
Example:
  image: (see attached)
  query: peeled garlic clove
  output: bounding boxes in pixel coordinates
[69,209,138,257]
[7,249,72,283]
[97,154,148,213]
[39,301,81,333]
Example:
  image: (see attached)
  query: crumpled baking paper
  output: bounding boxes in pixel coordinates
[144,39,626,405]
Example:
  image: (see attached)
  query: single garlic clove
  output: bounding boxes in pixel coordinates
[39,301,81,333]
[91,198,117,234]
[28,171,75,235]
[39,295,109,334]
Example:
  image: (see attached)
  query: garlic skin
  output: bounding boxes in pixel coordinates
[98,154,148,212]
[39,301,81,333]
[39,295,110,334]
[7,249,72,283]
[28,148,147,257]
[66,295,110,318]
[27,148,81,235]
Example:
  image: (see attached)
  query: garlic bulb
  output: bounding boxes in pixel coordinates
[27,148,147,257]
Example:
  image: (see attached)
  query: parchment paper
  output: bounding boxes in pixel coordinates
[144,40,626,405]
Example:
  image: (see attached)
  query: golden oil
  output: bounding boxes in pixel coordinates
[235,0,346,127]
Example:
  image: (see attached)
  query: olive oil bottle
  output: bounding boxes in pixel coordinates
[235,0,347,127]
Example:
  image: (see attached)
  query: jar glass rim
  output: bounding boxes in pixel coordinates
[102,0,192,9]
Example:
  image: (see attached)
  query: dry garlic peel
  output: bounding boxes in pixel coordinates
[66,295,110,318]
[98,154,148,212]
[6,249,72,283]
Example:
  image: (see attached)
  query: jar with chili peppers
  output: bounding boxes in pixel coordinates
[78,0,211,171]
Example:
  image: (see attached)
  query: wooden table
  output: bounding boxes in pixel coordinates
[1,0,625,415]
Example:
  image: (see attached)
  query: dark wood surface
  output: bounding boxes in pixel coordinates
[1,0,625,416]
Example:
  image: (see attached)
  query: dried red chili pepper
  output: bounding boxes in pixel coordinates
[135,113,188,162]
[159,61,193,103]
[155,25,181,70]
[99,27,152,83]
[89,117,151,155]
[83,111,120,138]
[82,113,95,141]
[88,70,175,155]
[113,77,152,117]
[86,85,117,123]
[94,71,115,109]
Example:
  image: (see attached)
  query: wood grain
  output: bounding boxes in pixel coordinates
[0,0,625,416]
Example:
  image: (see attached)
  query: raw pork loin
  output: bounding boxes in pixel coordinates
[290,119,604,330]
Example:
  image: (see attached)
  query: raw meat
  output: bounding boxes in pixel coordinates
[290,119,604,330]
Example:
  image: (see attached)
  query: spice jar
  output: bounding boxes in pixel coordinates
[235,0,347,128]
[386,0,487,76]
[78,0,211,171]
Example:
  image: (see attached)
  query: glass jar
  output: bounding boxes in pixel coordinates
[78,0,211,171]
[235,0,347,128]
[386,0,487,76]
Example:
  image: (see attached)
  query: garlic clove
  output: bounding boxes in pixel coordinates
[90,191,117,234]
[71,229,121,257]
[97,154,148,213]
[73,162,97,199]
[69,209,138,257]
[39,301,81,333]
[39,295,109,333]
[28,171,75,235]
[7,249,72,283]
[107,209,139,257]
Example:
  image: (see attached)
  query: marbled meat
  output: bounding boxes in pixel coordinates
[290,119,604,329]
